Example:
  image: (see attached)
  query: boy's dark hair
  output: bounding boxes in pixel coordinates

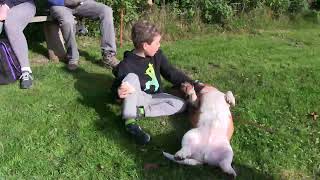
[131,21,161,49]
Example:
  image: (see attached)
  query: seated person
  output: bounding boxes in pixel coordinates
[112,21,195,145]
[0,0,36,89]
[48,0,119,70]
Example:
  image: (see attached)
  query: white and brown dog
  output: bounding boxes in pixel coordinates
[163,82,236,177]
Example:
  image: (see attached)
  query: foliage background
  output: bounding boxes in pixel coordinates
[30,0,320,44]
[31,0,320,43]
[35,0,312,25]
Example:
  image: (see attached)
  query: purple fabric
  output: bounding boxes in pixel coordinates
[0,42,16,80]
[0,39,21,85]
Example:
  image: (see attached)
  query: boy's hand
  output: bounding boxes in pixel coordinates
[0,4,10,21]
[181,82,197,103]
[118,82,135,99]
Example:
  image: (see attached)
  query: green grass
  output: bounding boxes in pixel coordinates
[1,26,320,179]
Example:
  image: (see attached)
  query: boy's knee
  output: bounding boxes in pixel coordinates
[124,73,140,84]
[126,73,139,79]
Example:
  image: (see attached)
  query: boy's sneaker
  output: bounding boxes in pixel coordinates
[102,51,119,69]
[19,71,33,89]
[126,123,151,145]
[136,106,145,119]
[67,60,79,71]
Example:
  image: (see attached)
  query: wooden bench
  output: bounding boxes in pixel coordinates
[31,15,66,62]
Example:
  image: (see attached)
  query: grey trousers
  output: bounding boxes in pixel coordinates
[50,0,116,62]
[4,1,36,68]
[121,73,187,119]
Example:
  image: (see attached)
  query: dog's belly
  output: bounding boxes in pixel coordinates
[188,132,232,165]
[205,141,233,166]
[190,89,233,165]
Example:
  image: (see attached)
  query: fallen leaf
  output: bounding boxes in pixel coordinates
[308,112,318,121]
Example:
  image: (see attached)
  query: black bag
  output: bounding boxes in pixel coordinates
[0,39,21,85]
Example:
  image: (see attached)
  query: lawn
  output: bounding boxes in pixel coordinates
[0,25,319,179]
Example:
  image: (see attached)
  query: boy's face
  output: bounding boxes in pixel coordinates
[143,35,161,57]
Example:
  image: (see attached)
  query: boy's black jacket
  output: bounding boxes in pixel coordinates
[112,49,193,99]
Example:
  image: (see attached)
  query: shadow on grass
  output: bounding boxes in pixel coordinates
[79,49,101,65]
[29,41,48,58]
[28,40,102,65]
[64,67,123,131]
[64,66,141,153]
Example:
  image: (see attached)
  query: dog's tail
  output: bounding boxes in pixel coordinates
[162,152,203,166]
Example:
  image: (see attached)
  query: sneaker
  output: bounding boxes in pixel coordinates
[126,124,151,145]
[19,71,33,89]
[102,51,119,69]
[136,106,145,119]
[67,60,79,71]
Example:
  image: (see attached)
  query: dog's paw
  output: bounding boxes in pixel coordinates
[174,155,185,161]
[174,148,192,160]
[225,91,236,107]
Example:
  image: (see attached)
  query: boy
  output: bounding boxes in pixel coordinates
[113,21,194,145]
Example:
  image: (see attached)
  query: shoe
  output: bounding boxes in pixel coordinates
[102,51,119,69]
[67,60,79,71]
[126,124,151,145]
[136,106,145,119]
[19,71,33,89]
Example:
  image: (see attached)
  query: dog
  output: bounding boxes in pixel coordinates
[163,82,236,177]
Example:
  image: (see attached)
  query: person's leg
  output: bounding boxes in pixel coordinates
[144,93,187,117]
[4,1,36,89]
[50,6,79,70]
[73,0,119,68]
[121,75,152,119]
[121,73,152,145]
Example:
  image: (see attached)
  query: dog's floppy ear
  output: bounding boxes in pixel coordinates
[181,82,199,107]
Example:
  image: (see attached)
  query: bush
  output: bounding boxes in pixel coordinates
[28,0,316,41]
[265,0,290,14]
[309,0,320,10]
[201,0,233,24]
[288,0,309,13]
